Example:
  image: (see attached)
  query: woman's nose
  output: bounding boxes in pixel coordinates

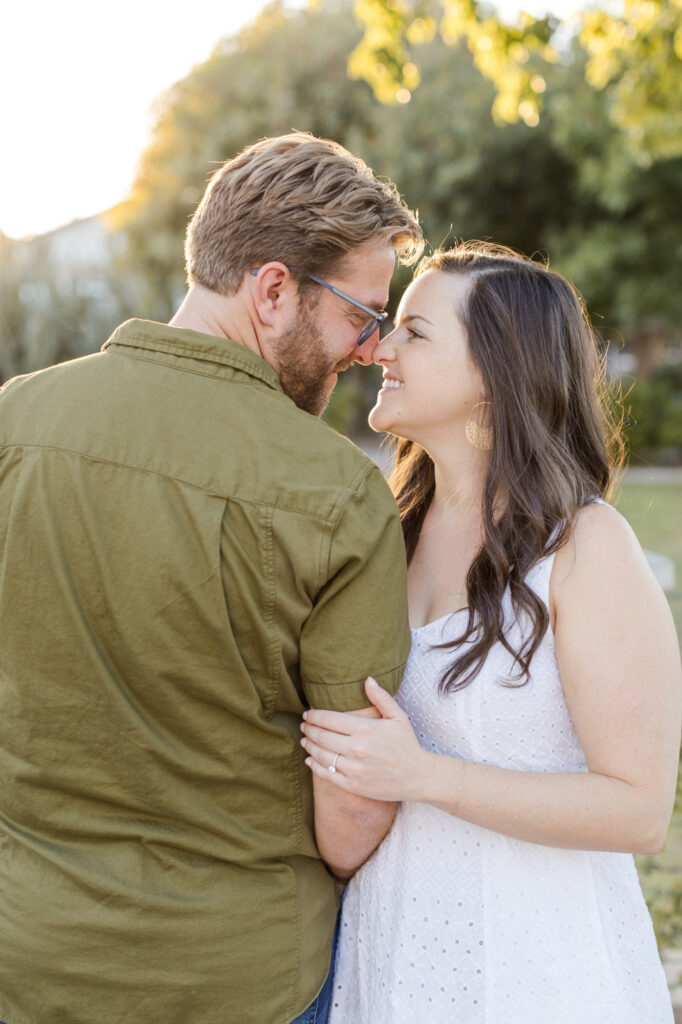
[372,326,397,366]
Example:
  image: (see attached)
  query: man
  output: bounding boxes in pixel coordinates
[0,133,422,1024]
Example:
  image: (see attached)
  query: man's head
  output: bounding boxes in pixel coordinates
[184,133,423,414]
[186,132,422,295]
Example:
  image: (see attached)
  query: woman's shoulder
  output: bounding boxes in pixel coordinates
[551,498,653,602]
[570,498,638,549]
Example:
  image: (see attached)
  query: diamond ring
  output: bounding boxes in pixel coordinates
[328,752,341,774]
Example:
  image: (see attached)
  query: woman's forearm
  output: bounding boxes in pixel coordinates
[301,671,679,857]
[417,751,671,855]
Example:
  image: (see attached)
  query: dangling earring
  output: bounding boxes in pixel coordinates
[465,401,493,451]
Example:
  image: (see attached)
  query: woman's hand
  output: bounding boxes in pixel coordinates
[300,677,432,802]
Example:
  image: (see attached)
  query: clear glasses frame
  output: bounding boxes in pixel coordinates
[250,267,388,345]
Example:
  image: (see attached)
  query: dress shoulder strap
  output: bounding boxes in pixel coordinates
[525,547,557,610]
[526,497,612,609]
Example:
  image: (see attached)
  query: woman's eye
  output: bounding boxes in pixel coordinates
[406,327,422,341]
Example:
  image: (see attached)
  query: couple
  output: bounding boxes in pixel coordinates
[0,132,679,1024]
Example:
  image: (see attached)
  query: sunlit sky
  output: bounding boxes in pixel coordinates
[2,0,586,240]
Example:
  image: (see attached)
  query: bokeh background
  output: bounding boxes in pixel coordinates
[2,0,681,1002]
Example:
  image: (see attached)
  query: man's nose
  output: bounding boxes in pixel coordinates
[352,328,381,366]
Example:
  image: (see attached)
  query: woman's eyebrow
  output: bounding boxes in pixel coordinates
[398,312,434,326]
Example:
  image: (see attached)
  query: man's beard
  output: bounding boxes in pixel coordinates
[271,304,349,417]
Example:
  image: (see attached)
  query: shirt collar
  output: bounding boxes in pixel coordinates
[102,319,283,392]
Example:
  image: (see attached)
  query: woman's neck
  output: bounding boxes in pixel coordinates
[428,446,489,525]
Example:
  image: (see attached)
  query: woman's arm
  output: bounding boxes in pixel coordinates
[301,504,682,853]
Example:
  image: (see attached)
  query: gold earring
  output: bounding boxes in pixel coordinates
[465,401,493,451]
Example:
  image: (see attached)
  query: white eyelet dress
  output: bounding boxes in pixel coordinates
[329,546,674,1024]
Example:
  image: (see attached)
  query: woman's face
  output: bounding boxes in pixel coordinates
[368,269,486,446]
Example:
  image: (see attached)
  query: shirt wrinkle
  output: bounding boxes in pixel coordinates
[0,443,360,522]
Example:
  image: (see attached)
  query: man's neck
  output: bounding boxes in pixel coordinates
[169,285,264,358]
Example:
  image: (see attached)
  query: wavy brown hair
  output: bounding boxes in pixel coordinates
[388,241,625,692]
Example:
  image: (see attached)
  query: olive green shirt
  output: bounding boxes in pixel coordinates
[0,319,410,1024]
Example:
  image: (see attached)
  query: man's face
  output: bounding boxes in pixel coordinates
[271,242,396,416]
[271,297,343,416]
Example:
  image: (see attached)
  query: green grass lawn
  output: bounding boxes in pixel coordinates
[613,481,682,953]
[614,482,682,640]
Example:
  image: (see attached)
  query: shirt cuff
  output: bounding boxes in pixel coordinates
[301,661,407,712]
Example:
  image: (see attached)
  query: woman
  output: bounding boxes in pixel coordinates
[300,242,681,1023]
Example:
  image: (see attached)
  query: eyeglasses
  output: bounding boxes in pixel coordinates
[250,267,388,345]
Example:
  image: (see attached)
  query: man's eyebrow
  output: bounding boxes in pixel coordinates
[347,297,386,315]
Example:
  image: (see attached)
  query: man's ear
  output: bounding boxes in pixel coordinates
[248,263,299,329]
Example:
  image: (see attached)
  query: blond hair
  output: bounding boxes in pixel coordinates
[185,132,423,294]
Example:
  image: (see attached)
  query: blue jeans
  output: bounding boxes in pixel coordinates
[290,916,339,1024]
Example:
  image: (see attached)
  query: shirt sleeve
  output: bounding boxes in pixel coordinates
[299,464,411,711]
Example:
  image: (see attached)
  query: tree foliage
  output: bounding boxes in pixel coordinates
[348,0,682,161]
[580,0,682,163]
[624,362,682,464]
[3,0,681,453]
[113,0,682,342]
[349,0,559,126]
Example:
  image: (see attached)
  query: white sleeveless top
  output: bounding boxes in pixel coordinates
[329,542,673,1023]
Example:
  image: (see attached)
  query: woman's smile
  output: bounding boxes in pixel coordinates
[379,373,404,392]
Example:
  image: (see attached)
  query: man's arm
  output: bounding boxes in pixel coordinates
[299,465,410,877]
[311,706,396,880]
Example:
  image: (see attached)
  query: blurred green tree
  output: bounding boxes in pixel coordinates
[624,362,682,465]
[4,0,681,454]
[348,0,682,160]
[114,0,682,340]
[110,2,381,322]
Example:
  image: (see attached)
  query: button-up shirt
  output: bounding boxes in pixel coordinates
[0,319,410,1024]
